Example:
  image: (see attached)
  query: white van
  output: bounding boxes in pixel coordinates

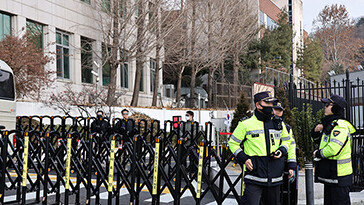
[0,60,16,130]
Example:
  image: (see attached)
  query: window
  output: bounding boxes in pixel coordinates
[102,0,111,12]
[102,44,111,86]
[148,2,156,32]
[267,16,277,29]
[150,59,156,92]
[0,69,15,100]
[259,11,264,25]
[0,12,11,41]
[166,88,171,97]
[81,0,90,3]
[81,37,93,83]
[120,50,128,88]
[56,31,70,79]
[26,20,43,50]
[119,0,127,17]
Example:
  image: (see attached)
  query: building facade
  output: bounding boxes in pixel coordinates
[0,0,169,107]
[258,0,304,78]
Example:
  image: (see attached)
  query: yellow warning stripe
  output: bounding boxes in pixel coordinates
[22,135,29,187]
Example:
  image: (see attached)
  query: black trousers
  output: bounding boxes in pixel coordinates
[241,183,281,205]
[324,184,350,205]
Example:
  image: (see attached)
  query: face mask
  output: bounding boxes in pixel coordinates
[259,104,273,116]
[273,115,283,130]
[273,115,283,122]
[185,115,189,121]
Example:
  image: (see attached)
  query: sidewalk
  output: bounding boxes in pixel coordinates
[297,172,364,205]
[210,163,364,204]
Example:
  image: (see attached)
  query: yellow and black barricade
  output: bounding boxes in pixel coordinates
[196,141,205,204]
[152,137,161,205]
[64,134,72,204]
[21,132,30,204]
[108,135,116,205]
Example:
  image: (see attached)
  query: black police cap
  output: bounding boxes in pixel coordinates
[273,100,284,110]
[254,91,276,103]
[321,94,347,109]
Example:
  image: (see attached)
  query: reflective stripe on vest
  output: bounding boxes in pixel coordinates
[269,129,282,134]
[230,135,242,143]
[246,130,264,135]
[272,176,283,183]
[317,177,338,184]
[245,175,268,183]
[245,175,284,183]
[234,147,243,156]
[329,138,344,146]
[337,158,351,164]
[281,137,290,141]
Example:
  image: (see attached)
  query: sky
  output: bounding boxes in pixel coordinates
[303,0,364,34]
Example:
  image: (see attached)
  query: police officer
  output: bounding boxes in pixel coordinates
[228,91,291,205]
[180,111,198,179]
[273,101,296,179]
[90,110,111,134]
[90,110,111,157]
[273,101,298,205]
[312,94,356,205]
[114,109,134,136]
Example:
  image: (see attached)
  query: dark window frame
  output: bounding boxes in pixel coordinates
[0,12,11,41]
[102,44,111,86]
[81,36,94,84]
[120,50,129,88]
[26,20,44,50]
[56,30,71,79]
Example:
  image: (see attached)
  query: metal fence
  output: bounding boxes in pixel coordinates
[285,70,364,191]
[213,82,252,109]
[0,116,297,205]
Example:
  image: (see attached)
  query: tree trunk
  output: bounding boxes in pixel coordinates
[190,67,196,108]
[208,67,213,107]
[131,0,145,107]
[106,0,120,106]
[221,61,225,82]
[151,56,160,107]
[131,59,143,106]
[233,50,240,96]
[207,0,212,108]
[152,4,161,107]
[189,0,196,108]
[176,66,184,107]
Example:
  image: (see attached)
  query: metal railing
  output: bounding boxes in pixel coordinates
[0,116,297,204]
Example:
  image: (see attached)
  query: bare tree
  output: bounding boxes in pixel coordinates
[163,0,258,107]
[47,84,125,118]
[313,4,363,75]
[0,34,53,100]
[91,0,184,107]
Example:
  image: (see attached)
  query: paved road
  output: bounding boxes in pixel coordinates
[3,171,364,204]
[3,171,237,205]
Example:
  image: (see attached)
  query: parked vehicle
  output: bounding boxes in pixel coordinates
[0,59,16,130]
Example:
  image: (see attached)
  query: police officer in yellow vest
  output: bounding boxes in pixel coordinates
[312,94,356,205]
[228,91,291,205]
[272,101,296,179]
